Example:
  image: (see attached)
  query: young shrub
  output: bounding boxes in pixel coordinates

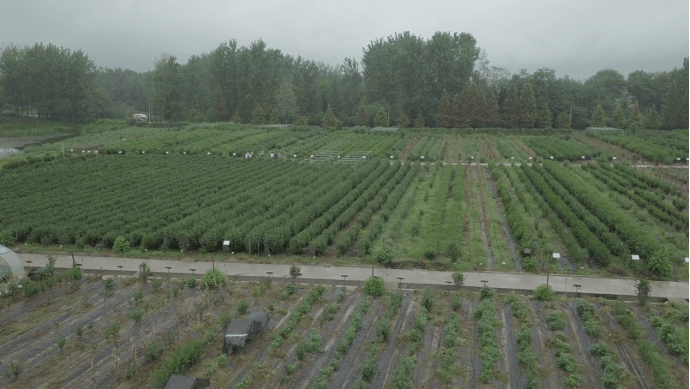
[635,278,651,306]
[532,284,555,300]
[133,289,144,303]
[373,245,394,266]
[220,312,233,328]
[57,336,66,350]
[185,276,197,288]
[446,242,461,263]
[200,268,226,289]
[129,309,144,324]
[144,342,164,363]
[152,279,163,291]
[113,236,130,253]
[452,271,464,287]
[281,282,296,300]
[363,276,386,297]
[421,287,434,312]
[75,325,84,337]
[104,277,116,294]
[451,292,461,311]
[376,317,391,343]
[289,264,301,279]
[237,299,249,314]
[138,261,152,281]
[480,285,495,301]
[546,312,567,330]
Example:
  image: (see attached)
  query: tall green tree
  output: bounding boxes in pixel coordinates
[355,101,369,126]
[628,103,644,129]
[322,105,337,128]
[646,104,660,130]
[374,107,388,127]
[251,103,266,124]
[435,92,453,128]
[611,103,626,129]
[519,83,538,128]
[662,80,685,129]
[274,80,298,124]
[591,104,607,127]
[537,102,552,128]
[485,94,501,127]
[556,112,571,129]
[415,113,425,128]
[502,84,521,128]
[153,54,181,122]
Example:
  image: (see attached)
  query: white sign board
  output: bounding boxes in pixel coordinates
[631,255,640,261]
[685,257,689,263]
[552,253,560,259]
[223,240,230,246]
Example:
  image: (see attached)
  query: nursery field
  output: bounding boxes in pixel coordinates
[0,123,688,281]
[0,274,687,389]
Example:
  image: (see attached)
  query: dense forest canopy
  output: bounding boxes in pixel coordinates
[0,33,687,129]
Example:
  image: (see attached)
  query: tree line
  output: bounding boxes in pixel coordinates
[0,34,687,129]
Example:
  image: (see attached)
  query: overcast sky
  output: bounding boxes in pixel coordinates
[1,0,688,80]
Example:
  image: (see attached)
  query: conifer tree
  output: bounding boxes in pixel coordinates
[355,102,369,126]
[435,92,452,128]
[519,83,538,128]
[374,108,387,127]
[322,105,337,128]
[398,114,410,128]
[646,104,660,131]
[502,83,521,128]
[591,104,607,127]
[538,102,552,128]
[612,103,626,129]
[214,92,228,121]
[556,112,571,129]
[415,113,425,128]
[450,94,462,128]
[294,114,308,126]
[662,80,683,129]
[628,102,644,129]
[251,103,266,125]
[460,83,486,128]
[485,94,501,128]
[231,111,242,124]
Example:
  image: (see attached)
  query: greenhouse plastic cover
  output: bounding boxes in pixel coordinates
[0,245,25,280]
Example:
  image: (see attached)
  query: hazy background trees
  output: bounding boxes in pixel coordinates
[0,35,687,129]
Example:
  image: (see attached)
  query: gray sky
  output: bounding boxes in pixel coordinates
[1,0,688,80]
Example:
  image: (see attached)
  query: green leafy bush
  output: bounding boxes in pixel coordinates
[152,279,163,291]
[451,292,461,311]
[373,245,394,266]
[480,285,495,300]
[532,284,555,300]
[138,261,152,280]
[185,276,197,288]
[237,299,249,314]
[421,287,434,312]
[152,336,211,387]
[200,268,226,289]
[281,283,296,300]
[546,312,566,330]
[363,276,385,297]
[113,236,130,253]
[296,330,323,360]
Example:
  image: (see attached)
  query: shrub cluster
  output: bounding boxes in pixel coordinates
[650,316,688,361]
[575,299,601,337]
[363,276,386,297]
[309,297,372,389]
[270,285,325,353]
[474,293,501,384]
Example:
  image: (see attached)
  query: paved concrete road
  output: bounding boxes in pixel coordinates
[17,253,689,300]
